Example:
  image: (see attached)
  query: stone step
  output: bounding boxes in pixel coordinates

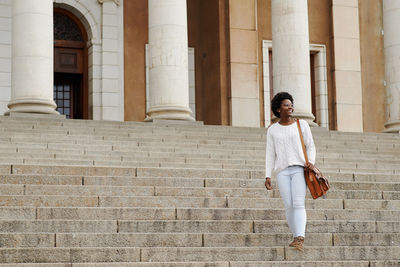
[0,262,230,267]
[1,124,398,150]
[230,261,400,267]
[0,175,84,186]
[0,247,140,263]
[17,233,396,248]
[204,179,400,191]
[3,194,399,210]
[2,175,399,195]
[22,159,161,168]
[4,149,397,166]
[5,153,400,172]
[0,220,118,233]
[136,246,400,262]
[321,152,398,160]
[317,149,399,157]
[4,132,268,145]
[175,208,400,221]
[8,165,258,179]
[31,207,400,221]
[2,129,267,141]
[3,136,397,154]
[166,186,392,200]
[6,184,391,200]
[121,220,400,234]
[4,137,400,154]
[0,233,55,247]
[0,207,36,220]
[321,167,397,175]
[2,118,398,142]
[3,153,400,172]
[0,195,99,207]
[1,122,393,139]
[54,233,201,248]
[253,220,399,234]
[0,195,338,209]
[0,233,333,248]
[1,219,398,234]
[2,261,399,267]
[152,187,389,200]
[4,158,400,176]
[227,198,400,210]
[205,233,399,247]
[344,199,400,210]
[9,165,137,177]
[23,185,155,197]
[333,233,400,246]
[0,117,399,265]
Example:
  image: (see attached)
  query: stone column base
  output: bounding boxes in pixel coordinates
[6,112,66,120]
[5,98,59,115]
[271,112,318,127]
[293,111,318,127]
[145,106,194,122]
[384,120,400,133]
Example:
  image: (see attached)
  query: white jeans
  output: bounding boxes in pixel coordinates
[276,165,307,238]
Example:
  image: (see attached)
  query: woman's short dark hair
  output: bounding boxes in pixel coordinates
[271,92,294,118]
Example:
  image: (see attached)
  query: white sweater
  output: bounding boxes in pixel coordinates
[265,119,316,178]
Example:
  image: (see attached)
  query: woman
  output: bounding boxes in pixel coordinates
[264,92,316,252]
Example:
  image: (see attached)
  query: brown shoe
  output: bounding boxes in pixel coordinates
[289,237,298,247]
[293,236,304,252]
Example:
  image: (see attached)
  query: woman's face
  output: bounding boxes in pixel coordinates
[278,99,294,117]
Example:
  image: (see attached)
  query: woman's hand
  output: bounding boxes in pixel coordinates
[305,162,314,170]
[265,177,272,190]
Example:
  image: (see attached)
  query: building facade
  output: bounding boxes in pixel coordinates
[0,0,397,132]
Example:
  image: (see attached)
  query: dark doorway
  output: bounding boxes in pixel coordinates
[54,73,82,119]
[54,8,88,119]
[310,53,317,122]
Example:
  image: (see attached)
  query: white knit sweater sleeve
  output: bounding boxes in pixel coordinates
[265,127,275,178]
[301,120,316,164]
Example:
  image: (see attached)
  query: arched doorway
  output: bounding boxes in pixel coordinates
[53,8,88,119]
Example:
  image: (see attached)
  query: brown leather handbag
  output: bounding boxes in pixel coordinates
[296,120,330,199]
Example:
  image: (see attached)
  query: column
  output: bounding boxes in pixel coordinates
[147,0,193,121]
[331,0,363,132]
[271,0,315,125]
[0,0,12,114]
[383,0,400,133]
[7,0,58,114]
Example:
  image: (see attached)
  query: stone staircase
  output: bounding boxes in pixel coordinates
[0,115,399,266]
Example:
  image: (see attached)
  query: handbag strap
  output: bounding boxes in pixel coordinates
[296,119,309,165]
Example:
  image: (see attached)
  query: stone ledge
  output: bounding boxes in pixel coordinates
[8,112,66,120]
